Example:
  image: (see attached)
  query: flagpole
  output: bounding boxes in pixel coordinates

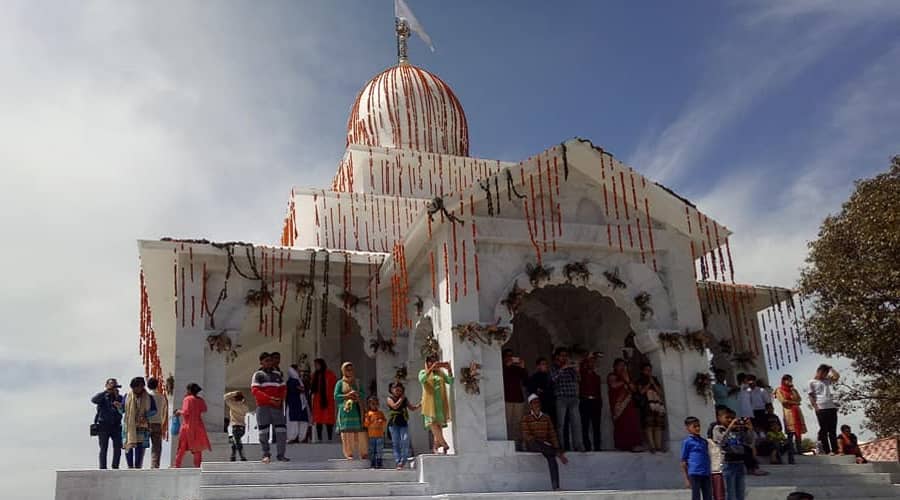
[396,17,410,65]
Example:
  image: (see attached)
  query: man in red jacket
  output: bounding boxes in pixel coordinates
[251,352,288,463]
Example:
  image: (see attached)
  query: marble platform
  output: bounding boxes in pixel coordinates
[55,449,900,500]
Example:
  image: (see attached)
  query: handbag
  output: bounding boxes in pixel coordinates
[90,411,100,436]
[170,414,181,436]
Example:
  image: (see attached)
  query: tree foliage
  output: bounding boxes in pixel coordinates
[799,156,900,436]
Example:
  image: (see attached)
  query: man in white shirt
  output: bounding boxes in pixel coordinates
[746,375,771,430]
[808,364,840,455]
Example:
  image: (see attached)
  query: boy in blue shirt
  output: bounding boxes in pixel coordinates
[681,416,712,500]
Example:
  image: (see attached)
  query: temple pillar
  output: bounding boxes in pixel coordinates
[656,234,710,449]
[433,236,488,455]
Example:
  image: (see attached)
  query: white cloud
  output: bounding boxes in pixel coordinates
[0,3,379,498]
[630,1,900,186]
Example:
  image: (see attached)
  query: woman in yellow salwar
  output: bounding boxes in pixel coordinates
[419,354,453,454]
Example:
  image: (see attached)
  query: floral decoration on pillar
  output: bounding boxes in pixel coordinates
[460,362,482,395]
[693,373,713,403]
[453,322,510,346]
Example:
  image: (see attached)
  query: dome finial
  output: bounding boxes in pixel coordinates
[396,17,410,65]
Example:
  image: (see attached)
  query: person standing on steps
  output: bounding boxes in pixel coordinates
[252,352,289,463]
[808,364,839,455]
[712,369,738,414]
[774,374,806,454]
[174,383,211,468]
[224,390,249,461]
[419,355,453,454]
[744,375,771,430]
[335,362,368,460]
[146,377,168,469]
[711,407,753,500]
[386,382,420,469]
[364,396,387,469]
[550,347,584,452]
[681,416,712,500]
[578,352,603,451]
[502,349,528,450]
[123,376,156,469]
[608,358,643,452]
[310,358,337,442]
[521,393,568,491]
[91,378,124,469]
[637,362,667,453]
[285,365,310,444]
[526,357,555,426]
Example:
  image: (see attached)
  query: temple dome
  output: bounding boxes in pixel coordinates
[346,63,469,157]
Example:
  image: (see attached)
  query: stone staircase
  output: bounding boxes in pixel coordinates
[199,437,421,500]
[743,455,900,499]
[195,448,898,500]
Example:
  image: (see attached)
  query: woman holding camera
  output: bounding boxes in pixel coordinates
[419,354,453,454]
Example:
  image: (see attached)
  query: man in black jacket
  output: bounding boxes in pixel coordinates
[91,378,124,469]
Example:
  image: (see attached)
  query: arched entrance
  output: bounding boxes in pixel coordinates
[502,284,645,451]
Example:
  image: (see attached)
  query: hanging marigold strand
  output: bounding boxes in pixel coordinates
[611,175,621,220]
[537,157,548,252]
[620,171,630,220]
[644,199,658,272]
[443,243,450,304]
[636,218,646,264]
[462,239,468,296]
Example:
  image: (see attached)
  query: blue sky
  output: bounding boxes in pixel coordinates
[0,1,898,498]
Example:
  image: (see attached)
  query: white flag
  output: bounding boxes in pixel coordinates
[395,0,435,52]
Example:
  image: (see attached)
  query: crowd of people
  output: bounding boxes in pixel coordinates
[91,351,454,471]
[501,350,867,496]
[503,347,670,454]
[91,351,865,500]
[680,363,865,500]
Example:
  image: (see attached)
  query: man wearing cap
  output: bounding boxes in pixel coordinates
[91,378,124,469]
[521,393,569,490]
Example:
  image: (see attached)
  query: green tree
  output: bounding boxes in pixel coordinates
[799,155,900,437]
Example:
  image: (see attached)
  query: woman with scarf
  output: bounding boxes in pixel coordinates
[774,374,806,453]
[286,365,310,444]
[607,358,643,452]
[175,383,211,468]
[334,362,368,459]
[122,377,156,468]
[419,355,453,454]
[310,358,337,442]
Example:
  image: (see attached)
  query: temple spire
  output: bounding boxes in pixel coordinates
[394,0,434,62]
[396,17,410,65]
